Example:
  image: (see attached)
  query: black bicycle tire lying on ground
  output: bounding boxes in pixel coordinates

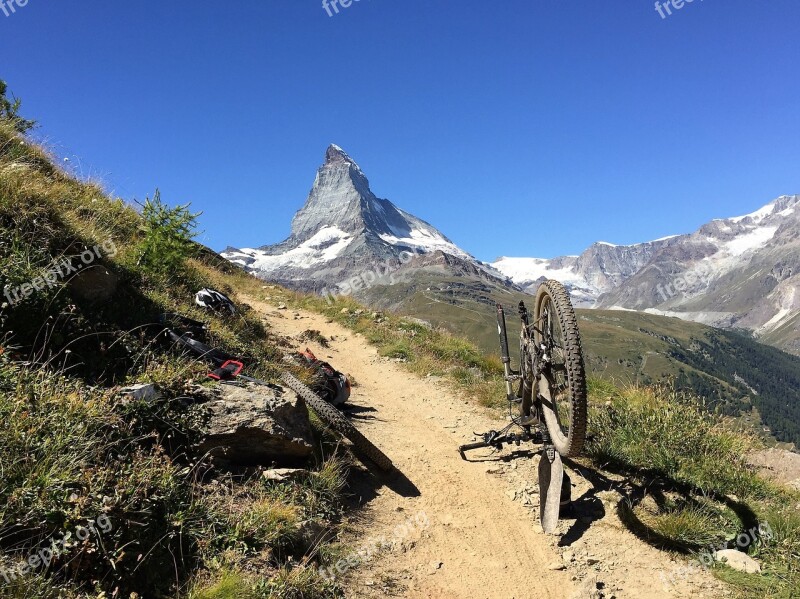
[281,372,394,472]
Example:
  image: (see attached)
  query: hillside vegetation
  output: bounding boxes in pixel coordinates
[0,100,353,597]
[581,310,800,448]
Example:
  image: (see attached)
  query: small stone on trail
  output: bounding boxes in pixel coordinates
[713,549,761,574]
[262,468,308,482]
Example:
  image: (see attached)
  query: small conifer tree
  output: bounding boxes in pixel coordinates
[137,190,201,274]
[0,80,36,133]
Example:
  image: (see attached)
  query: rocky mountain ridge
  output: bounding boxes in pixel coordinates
[223,145,514,296]
[493,195,800,353]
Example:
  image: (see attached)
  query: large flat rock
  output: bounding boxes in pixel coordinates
[196,382,314,466]
[747,448,800,490]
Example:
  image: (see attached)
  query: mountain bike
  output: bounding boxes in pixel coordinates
[458,280,587,531]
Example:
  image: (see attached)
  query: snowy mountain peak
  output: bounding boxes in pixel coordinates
[321,143,369,182]
[729,194,798,224]
[284,145,376,244]
[293,145,471,258]
[223,145,477,287]
[325,143,355,165]
[492,195,800,313]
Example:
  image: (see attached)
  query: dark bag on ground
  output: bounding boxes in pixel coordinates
[294,348,350,406]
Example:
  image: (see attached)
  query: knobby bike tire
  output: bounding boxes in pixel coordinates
[281,372,394,471]
[534,280,588,457]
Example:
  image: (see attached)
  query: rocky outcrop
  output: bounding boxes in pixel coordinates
[195,383,314,466]
[746,448,800,490]
[713,549,762,574]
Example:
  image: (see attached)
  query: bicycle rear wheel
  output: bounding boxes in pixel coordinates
[282,372,394,471]
[533,280,587,457]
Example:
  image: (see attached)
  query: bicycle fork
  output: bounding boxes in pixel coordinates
[458,304,536,458]
[496,302,516,402]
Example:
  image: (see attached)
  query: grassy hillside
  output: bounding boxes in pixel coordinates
[0,113,356,597]
[365,271,531,354]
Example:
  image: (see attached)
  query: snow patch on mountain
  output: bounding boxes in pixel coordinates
[491,256,602,305]
[227,226,353,273]
[492,257,585,288]
[722,225,778,257]
[380,220,472,260]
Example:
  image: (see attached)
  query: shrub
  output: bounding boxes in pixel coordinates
[0,80,36,133]
[586,383,767,498]
[136,189,201,275]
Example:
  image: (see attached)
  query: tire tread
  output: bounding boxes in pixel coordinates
[534,280,588,457]
[282,372,394,471]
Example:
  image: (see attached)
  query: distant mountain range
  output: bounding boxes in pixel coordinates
[493,194,800,355]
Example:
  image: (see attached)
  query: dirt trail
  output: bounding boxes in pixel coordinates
[246,297,730,599]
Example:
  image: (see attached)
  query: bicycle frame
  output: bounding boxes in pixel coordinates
[458,301,557,462]
[458,288,583,533]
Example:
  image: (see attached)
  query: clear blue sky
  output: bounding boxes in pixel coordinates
[2,0,799,261]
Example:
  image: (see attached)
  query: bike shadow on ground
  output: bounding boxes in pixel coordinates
[459,448,539,462]
[336,406,417,494]
[342,403,387,423]
[345,457,421,508]
[560,458,760,554]
[558,461,612,546]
